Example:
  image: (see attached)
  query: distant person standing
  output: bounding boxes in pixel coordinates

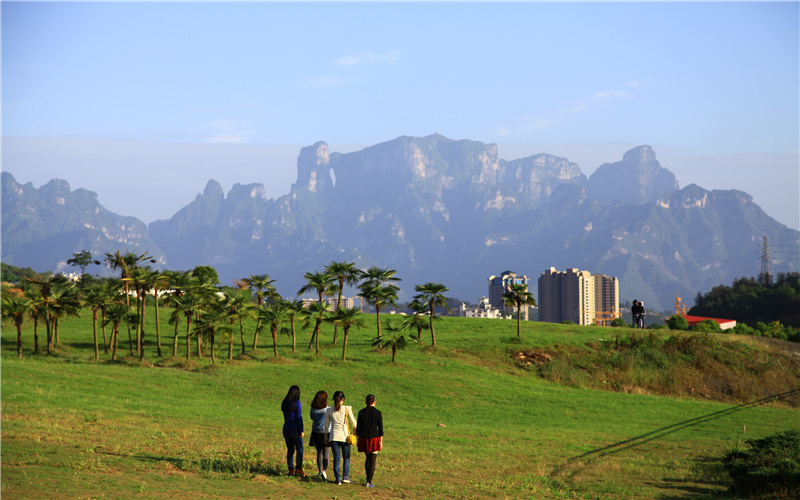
[324,391,356,485]
[281,385,306,478]
[631,301,640,328]
[309,390,331,480]
[356,394,383,488]
[637,301,646,328]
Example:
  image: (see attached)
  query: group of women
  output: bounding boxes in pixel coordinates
[281,386,384,488]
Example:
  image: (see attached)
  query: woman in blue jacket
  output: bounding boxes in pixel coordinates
[281,385,305,477]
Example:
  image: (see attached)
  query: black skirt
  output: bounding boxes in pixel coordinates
[309,431,328,448]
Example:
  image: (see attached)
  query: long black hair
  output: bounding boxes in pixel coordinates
[333,390,345,411]
[281,385,301,414]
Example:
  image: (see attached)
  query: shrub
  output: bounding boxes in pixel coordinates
[693,319,721,333]
[723,429,800,498]
[667,314,689,331]
[610,317,626,327]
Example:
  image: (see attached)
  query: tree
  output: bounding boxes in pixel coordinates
[258,301,291,357]
[502,283,537,338]
[67,250,95,276]
[326,307,366,361]
[23,288,45,354]
[413,282,451,346]
[221,288,255,358]
[667,314,690,331]
[105,250,153,354]
[693,319,721,333]
[104,303,130,361]
[325,261,362,344]
[81,285,110,360]
[2,297,29,357]
[298,271,334,354]
[243,274,278,350]
[194,303,232,364]
[610,317,627,328]
[359,282,399,344]
[404,301,431,340]
[285,299,306,352]
[374,317,419,363]
[191,265,220,285]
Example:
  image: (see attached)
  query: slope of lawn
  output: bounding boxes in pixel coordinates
[2,313,799,499]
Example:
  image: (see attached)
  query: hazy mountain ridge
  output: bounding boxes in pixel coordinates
[3,134,798,311]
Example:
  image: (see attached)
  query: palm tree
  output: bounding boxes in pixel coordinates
[358,282,399,344]
[242,274,277,350]
[195,304,232,364]
[405,300,431,341]
[360,266,401,287]
[298,271,334,353]
[96,278,122,353]
[326,307,366,361]
[23,288,44,354]
[161,270,191,357]
[373,319,418,363]
[81,285,108,360]
[413,282,451,346]
[148,270,170,357]
[325,261,362,344]
[258,301,291,357]
[169,293,201,359]
[502,283,537,338]
[285,299,305,352]
[220,288,255,359]
[2,297,29,357]
[105,250,153,354]
[104,303,130,361]
[25,274,68,355]
[46,280,81,350]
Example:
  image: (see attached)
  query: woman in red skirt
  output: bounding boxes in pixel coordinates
[356,394,383,487]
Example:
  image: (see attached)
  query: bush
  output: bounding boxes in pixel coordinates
[667,314,689,331]
[723,429,800,498]
[610,317,626,327]
[693,319,721,333]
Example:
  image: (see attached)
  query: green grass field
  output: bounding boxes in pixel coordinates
[2,313,798,499]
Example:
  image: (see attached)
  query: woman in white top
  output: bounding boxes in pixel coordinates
[324,390,356,485]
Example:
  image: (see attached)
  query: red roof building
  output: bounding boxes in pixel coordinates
[678,315,737,331]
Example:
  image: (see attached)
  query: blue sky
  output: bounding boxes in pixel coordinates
[2,1,798,230]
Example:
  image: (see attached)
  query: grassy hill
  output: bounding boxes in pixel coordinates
[2,314,798,499]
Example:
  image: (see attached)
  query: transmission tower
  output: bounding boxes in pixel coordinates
[760,236,772,285]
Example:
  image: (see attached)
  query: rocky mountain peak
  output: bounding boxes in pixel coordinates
[294,141,332,193]
[202,179,224,199]
[586,145,679,205]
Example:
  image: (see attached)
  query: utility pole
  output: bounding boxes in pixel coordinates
[760,236,772,285]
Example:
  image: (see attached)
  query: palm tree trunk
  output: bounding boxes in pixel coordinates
[111,324,119,361]
[342,326,350,361]
[197,330,203,357]
[33,316,39,354]
[290,317,296,352]
[392,345,397,363]
[172,322,179,357]
[45,315,52,354]
[154,293,162,357]
[252,318,261,351]
[333,285,343,344]
[92,309,99,360]
[376,306,383,343]
[125,284,133,355]
[54,318,60,346]
[139,294,146,361]
[185,318,192,360]
[16,323,23,358]
[316,318,321,354]
[516,305,522,337]
[101,309,108,353]
[272,325,279,357]
[209,331,216,364]
[228,334,234,360]
[429,307,437,346]
[240,318,246,355]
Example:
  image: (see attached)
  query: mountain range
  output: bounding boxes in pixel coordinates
[3,134,798,311]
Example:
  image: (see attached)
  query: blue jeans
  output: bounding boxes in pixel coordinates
[330,441,350,482]
[283,429,304,471]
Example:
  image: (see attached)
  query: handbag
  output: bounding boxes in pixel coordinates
[344,406,358,446]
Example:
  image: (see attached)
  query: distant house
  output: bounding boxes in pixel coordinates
[456,297,505,319]
[677,315,737,331]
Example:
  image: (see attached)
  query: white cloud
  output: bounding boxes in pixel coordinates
[333,51,399,68]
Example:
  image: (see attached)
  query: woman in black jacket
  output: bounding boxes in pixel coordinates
[356,394,383,488]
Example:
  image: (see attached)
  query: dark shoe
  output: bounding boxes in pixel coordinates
[288,469,295,476]
[296,469,307,478]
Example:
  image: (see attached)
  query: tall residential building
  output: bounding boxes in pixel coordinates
[488,270,530,320]
[537,267,619,325]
